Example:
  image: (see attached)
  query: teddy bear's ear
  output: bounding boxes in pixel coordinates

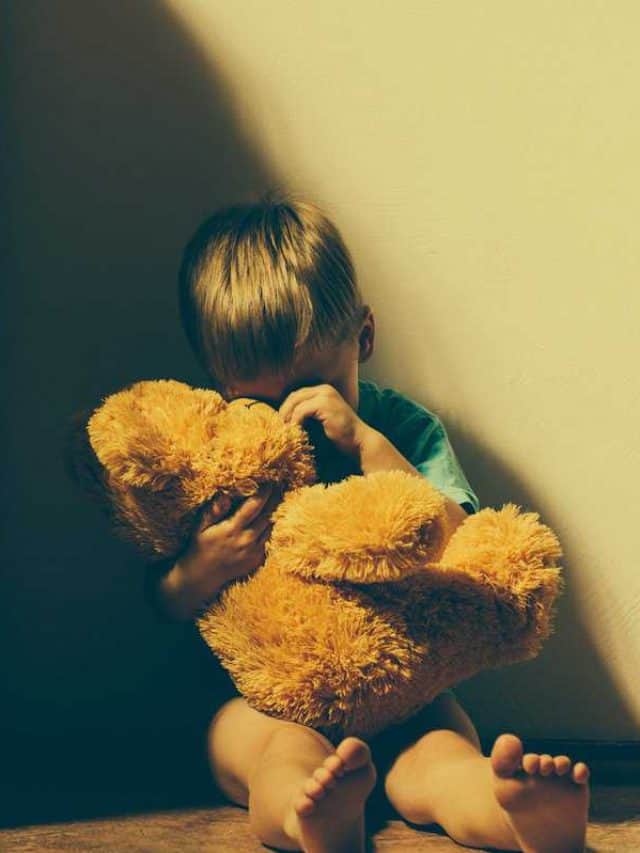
[87,379,226,492]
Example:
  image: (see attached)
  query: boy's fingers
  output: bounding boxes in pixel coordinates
[197,494,233,531]
[231,484,274,529]
[245,487,282,535]
[257,522,273,543]
[196,507,212,533]
[213,494,233,517]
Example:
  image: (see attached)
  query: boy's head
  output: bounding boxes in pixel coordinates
[178,190,374,412]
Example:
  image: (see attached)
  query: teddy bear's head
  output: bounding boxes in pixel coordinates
[84,379,318,559]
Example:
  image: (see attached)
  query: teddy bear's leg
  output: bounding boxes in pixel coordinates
[198,560,437,740]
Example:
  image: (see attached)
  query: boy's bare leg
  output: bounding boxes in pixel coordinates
[383,693,590,852]
[207,697,377,852]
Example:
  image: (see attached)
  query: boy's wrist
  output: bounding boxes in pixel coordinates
[354,427,469,533]
[353,423,382,457]
[354,425,398,473]
[160,552,228,621]
[158,560,192,621]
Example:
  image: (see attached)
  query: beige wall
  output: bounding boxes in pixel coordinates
[171,0,640,738]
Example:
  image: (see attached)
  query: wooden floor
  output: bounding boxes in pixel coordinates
[2,784,639,852]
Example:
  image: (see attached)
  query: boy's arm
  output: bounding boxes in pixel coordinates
[144,559,201,623]
[144,552,229,623]
[356,426,470,533]
[156,557,225,621]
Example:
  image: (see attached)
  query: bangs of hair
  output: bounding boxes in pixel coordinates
[179,191,364,390]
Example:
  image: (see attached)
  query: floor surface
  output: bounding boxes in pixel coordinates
[2,784,638,851]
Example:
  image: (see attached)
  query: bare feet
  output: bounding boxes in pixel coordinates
[283,736,377,853]
[491,733,590,853]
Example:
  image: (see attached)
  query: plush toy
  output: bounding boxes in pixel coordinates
[77,379,563,744]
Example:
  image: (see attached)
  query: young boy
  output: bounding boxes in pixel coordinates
[156,192,590,852]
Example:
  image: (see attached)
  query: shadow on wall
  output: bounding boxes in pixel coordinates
[366,340,639,744]
[425,416,640,744]
[1,0,276,825]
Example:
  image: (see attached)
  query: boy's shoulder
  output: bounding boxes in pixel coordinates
[357,378,441,435]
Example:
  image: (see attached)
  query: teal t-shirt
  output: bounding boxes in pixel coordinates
[357,379,480,515]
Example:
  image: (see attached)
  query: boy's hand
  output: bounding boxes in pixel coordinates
[188,483,282,581]
[160,484,282,620]
[278,384,371,459]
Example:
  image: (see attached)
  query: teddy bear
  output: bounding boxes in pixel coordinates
[76,378,563,744]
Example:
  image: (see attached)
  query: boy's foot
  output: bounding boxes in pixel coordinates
[491,733,590,853]
[283,736,377,853]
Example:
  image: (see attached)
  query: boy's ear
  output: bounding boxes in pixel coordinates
[358,307,375,363]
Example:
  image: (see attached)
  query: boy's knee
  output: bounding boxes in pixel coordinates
[383,728,481,825]
[260,720,334,764]
[394,727,481,788]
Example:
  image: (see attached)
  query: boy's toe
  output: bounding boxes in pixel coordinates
[313,766,336,788]
[491,733,524,778]
[539,754,554,776]
[554,755,572,775]
[323,754,345,777]
[572,762,590,784]
[336,737,371,771]
[522,753,540,774]
[303,778,326,800]
[295,794,316,816]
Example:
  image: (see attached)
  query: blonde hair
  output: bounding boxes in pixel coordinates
[178,189,366,391]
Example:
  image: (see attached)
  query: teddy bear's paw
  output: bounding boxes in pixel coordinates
[435,504,564,650]
[441,503,563,574]
[268,469,451,583]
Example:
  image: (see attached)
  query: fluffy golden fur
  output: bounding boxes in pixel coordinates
[82,380,563,742]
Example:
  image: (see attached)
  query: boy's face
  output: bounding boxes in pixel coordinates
[223,308,374,413]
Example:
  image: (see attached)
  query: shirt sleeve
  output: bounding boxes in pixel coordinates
[381,391,480,515]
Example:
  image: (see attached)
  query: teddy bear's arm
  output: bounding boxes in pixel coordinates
[267,469,454,584]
